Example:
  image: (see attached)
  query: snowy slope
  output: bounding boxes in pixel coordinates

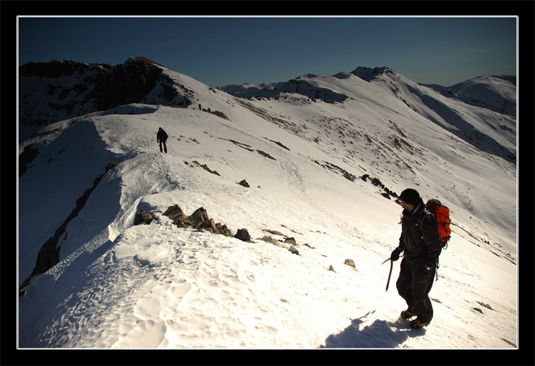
[221,67,516,164]
[426,75,516,117]
[18,62,517,350]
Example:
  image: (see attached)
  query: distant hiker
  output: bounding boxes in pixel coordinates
[157,127,168,153]
[390,188,442,329]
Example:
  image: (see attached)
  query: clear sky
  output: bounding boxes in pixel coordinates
[18,16,517,88]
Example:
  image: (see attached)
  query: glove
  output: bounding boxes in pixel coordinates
[390,247,403,261]
[418,263,433,282]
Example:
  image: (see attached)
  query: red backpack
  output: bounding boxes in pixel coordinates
[425,199,451,248]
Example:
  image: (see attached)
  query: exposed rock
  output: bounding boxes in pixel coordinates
[314,160,357,182]
[234,228,251,242]
[477,301,493,310]
[191,161,220,176]
[328,265,335,272]
[284,237,297,245]
[19,57,165,129]
[201,218,231,235]
[163,204,186,224]
[265,138,290,151]
[237,179,250,188]
[215,223,232,236]
[360,174,398,200]
[163,204,232,236]
[263,229,286,237]
[19,144,39,177]
[87,57,163,112]
[259,235,278,244]
[256,149,276,160]
[105,162,118,172]
[188,207,210,225]
[134,209,155,225]
[288,245,299,255]
[199,218,216,233]
[344,259,356,268]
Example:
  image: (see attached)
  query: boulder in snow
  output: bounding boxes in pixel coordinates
[288,245,299,255]
[234,228,251,242]
[285,237,297,245]
[134,209,156,225]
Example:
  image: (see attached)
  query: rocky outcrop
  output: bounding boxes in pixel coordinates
[162,204,232,237]
[187,161,221,176]
[162,204,186,223]
[19,57,176,130]
[351,66,393,82]
[87,57,163,111]
[134,209,157,225]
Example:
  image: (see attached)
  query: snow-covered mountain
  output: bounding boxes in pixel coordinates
[18,57,517,351]
[424,75,516,117]
[219,65,516,164]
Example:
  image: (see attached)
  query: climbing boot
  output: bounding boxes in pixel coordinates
[400,309,418,320]
[409,317,431,329]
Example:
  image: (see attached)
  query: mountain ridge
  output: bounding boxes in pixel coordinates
[20,57,516,150]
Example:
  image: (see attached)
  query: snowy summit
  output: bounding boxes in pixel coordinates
[18,57,517,352]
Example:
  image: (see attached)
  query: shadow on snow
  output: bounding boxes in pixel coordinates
[320,311,425,348]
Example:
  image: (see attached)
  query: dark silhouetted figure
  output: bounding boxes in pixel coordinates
[157,127,168,153]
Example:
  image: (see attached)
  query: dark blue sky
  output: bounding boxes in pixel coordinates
[18,16,517,87]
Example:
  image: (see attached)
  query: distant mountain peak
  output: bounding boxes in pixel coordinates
[351,66,395,81]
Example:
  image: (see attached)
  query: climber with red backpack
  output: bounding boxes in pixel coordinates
[388,188,451,329]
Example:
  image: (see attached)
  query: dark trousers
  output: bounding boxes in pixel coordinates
[159,140,167,153]
[396,258,435,321]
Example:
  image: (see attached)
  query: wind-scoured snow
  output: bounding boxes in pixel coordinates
[18,60,517,350]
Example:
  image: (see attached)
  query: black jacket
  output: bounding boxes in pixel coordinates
[157,129,168,142]
[397,199,442,267]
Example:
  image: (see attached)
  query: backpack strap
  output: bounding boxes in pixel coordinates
[417,209,434,232]
[419,208,449,250]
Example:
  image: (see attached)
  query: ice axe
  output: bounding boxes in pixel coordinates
[382,258,394,292]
